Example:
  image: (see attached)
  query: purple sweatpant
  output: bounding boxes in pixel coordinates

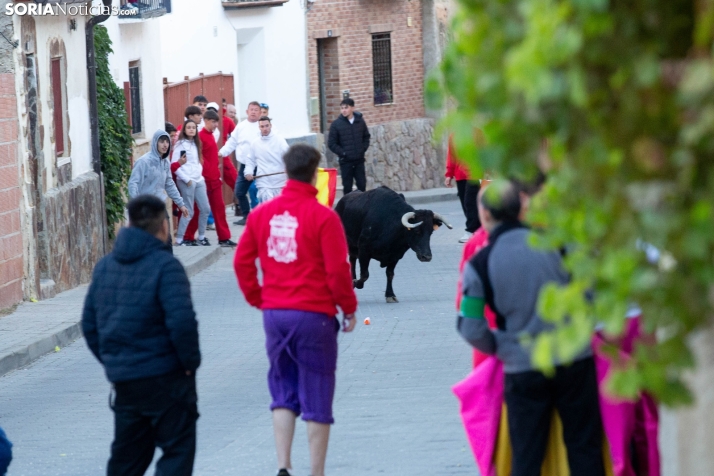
[263,309,339,424]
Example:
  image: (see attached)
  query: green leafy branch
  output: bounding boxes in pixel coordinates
[95,25,133,239]
[428,0,714,405]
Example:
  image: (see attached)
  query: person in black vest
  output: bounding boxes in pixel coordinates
[328,98,371,196]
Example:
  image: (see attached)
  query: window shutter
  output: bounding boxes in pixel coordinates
[51,58,64,155]
[123,82,132,128]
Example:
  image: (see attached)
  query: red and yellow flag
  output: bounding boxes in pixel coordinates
[316,168,337,208]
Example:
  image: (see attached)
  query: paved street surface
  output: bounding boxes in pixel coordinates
[0,200,477,476]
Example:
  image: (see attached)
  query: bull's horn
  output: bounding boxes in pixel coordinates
[401,212,422,229]
[433,212,453,229]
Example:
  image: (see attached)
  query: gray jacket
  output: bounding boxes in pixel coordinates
[457,222,592,373]
[128,130,185,208]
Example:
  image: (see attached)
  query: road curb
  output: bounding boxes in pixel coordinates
[403,191,459,205]
[0,247,229,379]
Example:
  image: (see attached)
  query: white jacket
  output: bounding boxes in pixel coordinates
[245,131,289,191]
[171,139,204,184]
[219,119,260,164]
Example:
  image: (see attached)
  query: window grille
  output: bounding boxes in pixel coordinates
[372,33,393,105]
[129,65,142,134]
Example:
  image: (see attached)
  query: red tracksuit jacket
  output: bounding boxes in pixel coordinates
[234,179,357,317]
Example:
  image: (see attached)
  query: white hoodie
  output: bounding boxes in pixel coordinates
[244,131,289,191]
[171,139,204,184]
[219,119,260,164]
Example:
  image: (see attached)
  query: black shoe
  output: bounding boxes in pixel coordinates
[234,204,242,217]
[197,238,211,246]
[219,239,237,247]
[180,240,198,246]
[234,218,247,226]
[276,470,293,476]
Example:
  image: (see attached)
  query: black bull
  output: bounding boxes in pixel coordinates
[335,187,452,303]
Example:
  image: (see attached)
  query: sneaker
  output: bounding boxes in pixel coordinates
[197,238,211,246]
[276,470,293,476]
[234,217,247,226]
[206,224,215,230]
[458,232,473,243]
[180,240,199,246]
[219,239,237,247]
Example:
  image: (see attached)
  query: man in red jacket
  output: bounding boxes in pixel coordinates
[235,144,357,476]
[182,110,236,247]
[445,136,481,243]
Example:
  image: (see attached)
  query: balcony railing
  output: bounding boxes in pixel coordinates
[222,0,289,9]
[119,0,170,21]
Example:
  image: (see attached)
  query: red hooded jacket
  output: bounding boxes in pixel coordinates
[234,179,357,317]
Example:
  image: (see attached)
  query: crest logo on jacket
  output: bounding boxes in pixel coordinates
[268,211,299,263]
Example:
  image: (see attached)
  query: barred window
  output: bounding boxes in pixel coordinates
[129,63,143,135]
[372,33,393,105]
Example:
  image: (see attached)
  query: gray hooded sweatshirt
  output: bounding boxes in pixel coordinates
[128,130,185,208]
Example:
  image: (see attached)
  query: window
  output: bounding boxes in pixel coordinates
[372,33,393,105]
[128,62,143,134]
[50,57,66,156]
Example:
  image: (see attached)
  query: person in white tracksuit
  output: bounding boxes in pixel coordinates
[244,117,290,204]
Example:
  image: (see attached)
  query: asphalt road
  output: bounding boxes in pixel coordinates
[0,199,478,476]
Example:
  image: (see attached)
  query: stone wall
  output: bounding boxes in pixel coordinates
[40,172,104,297]
[660,323,714,476]
[364,118,445,191]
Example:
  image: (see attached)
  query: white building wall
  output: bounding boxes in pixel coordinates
[158,0,310,139]
[225,1,310,139]
[29,14,93,183]
[158,0,239,84]
[105,3,166,146]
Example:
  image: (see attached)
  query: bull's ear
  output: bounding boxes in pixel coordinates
[433,224,440,231]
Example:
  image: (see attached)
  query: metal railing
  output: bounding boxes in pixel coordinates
[119,0,169,20]
[222,0,289,9]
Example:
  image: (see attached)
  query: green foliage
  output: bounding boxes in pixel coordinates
[95,25,133,239]
[429,0,714,405]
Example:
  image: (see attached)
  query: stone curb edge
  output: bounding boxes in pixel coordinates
[0,247,229,379]
[404,191,459,205]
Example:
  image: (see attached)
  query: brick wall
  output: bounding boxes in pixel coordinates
[0,73,23,309]
[307,0,425,133]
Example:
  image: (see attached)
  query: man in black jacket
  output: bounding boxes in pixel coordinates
[328,98,371,195]
[82,195,201,476]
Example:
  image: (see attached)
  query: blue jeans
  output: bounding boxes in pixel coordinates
[235,164,252,217]
[0,427,12,476]
[249,182,258,209]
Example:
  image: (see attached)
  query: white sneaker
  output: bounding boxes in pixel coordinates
[458,232,473,243]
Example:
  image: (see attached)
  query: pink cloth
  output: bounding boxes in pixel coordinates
[452,356,503,476]
[594,317,661,476]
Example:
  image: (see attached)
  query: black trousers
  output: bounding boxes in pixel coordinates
[456,180,481,233]
[340,161,367,196]
[108,371,198,476]
[504,357,605,476]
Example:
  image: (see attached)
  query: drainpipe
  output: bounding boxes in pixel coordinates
[86,0,112,254]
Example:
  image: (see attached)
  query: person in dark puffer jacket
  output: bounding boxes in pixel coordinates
[327,98,371,196]
[82,194,200,476]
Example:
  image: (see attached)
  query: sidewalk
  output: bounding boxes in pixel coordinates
[0,217,244,378]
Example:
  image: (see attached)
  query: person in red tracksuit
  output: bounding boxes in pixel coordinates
[234,144,357,476]
[182,110,236,247]
[445,135,481,243]
[205,102,238,192]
